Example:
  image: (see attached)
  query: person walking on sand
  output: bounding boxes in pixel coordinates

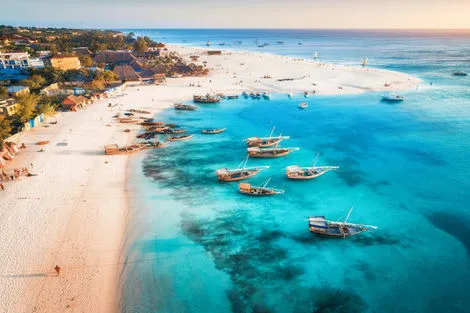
[0,183,4,191]
[54,265,61,276]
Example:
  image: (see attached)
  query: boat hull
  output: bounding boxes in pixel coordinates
[248,150,293,158]
[217,170,260,182]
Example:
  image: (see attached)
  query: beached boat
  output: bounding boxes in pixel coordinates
[288,92,294,99]
[308,207,377,238]
[129,109,151,114]
[216,156,269,182]
[452,71,467,76]
[202,128,226,134]
[227,95,239,99]
[248,146,298,158]
[286,154,339,179]
[104,144,142,155]
[193,94,221,103]
[242,91,249,97]
[382,93,404,102]
[262,92,271,100]
[245,127,290,147]
[239,178,285,196]
[298,102,308,109]
[304,91,309,98]
[167,134,193,141]
[174,103,197,111]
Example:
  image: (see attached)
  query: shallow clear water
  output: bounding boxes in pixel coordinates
[121,30,470,313]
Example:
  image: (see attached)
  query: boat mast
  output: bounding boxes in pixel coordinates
[263,177,272,188]
[268,126,275,138]
[343,207,353,225]
[313,153,320,167]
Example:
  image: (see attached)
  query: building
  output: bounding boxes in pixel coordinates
[73,47,93,57]
[0,52,30,69]
[7,86,30,97]
[28,58,45,68]
[94,50,143,72]
[62,95,87,111]
[113,65,140,82]
[40,83,62,97]
[50,56,81,70]
[0,98,19,117]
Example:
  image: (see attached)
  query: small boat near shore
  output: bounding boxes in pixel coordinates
[239,178,285,196]
[193,94,221,103]
[216,156,269,182]
[308,207,377,238]
[382,93,404,102]
[174,103,197,111]
[245,127,290,148]
[104,141,166,155]
[298,102,308,109]
[227,95,239,99]
[202,128,226,134]
[286,154,339,179]
[452,71,467,76]
[247,146,298,158]
[167,134,193,141]
[262,92,271,100]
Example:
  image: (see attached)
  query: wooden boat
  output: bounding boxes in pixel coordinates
[174,103,197,111]
[239,178,284,196]
[308,207,377,238]
[193,94,220,103]
[155,128,186,134]
[314,52,318,60]
[262,92,271,100]
[382,93,404,102]
[202,128,226,134]
[36,141,50,145]
[247,146,298,158]
[242,91,249,97]
[141,121,164,127]
[298,102,308,109]
[304,91,309,98]
[452,71,468,76]
[104,144,142,155]
[245,126,289,147]
[129,109,151,114]
[167,134,193,142]
[288,92,294,99]
[362,57,368,67]
[286,154,339,179]
[227,95,239,99]
[216,156,269,182]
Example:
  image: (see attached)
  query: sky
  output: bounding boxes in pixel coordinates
[2,0,470,29]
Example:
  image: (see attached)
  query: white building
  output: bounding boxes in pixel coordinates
[29,58,45,68]
[0,52,30,69]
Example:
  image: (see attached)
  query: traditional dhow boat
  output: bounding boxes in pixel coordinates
[298,102,308,109]
[245,126,290,148]
[216,157,269,182]
[452,71,467,76]
[174,103,197,111]
[202,128,226,134]
[193,94,221,103]
[141,121,164,127]
[167,134,193,142]
[286,154,339,179]
[308,207,377,238]
[227,95,239,99]
[382,93,404,102]
[239,178,285,196]
[247,146,298,158]
[262,92,271,100]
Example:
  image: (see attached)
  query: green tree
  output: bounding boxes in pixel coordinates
[133,36,148,53]
[0,115,12,140]
[21,74,47,90]
[79,55,93,67]
[0,86,8,99]
[88,78,105,90]
[16,93,39,123]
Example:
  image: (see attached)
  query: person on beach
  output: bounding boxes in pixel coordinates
[54,265,61,276]
[0,183,4,191]
[30,163,33,169]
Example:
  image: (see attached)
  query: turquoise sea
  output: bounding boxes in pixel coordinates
[120,29,470,313]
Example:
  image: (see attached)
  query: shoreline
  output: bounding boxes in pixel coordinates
[0,44,420,313]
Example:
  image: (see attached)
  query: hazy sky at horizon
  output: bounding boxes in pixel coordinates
[3,0,470,29]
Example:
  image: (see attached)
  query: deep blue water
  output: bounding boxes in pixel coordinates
[121,29,470,313]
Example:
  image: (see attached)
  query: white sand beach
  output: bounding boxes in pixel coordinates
[0,45,419,313]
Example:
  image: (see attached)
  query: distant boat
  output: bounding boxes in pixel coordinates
[174,103,197,111]
[304,91,309,98]
[286,153,339,180]
[262,92,271,100]
[242,91,249,97]
[277,41,284,44]
[245,126,289,148]
[362,57,368,67]
[239,178,285,196]
[382,93,404,102]
[298,102,308,109]
[247,146,299,158]
[314,52,318,60]
[227,95,239,99]
[193,94,221,103]
[167,134,193,142]
[298,42,303,45]
[206,41,210,46]
[452,71,467,76]
[202,128,226,134]
[288,92,294,99]
[216,156,269,182]
[308,207,377,238]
